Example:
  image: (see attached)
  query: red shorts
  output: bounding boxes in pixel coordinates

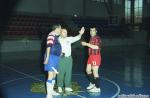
[87,55,101,66]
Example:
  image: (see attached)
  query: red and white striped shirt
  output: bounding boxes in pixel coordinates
[47,34,55,47]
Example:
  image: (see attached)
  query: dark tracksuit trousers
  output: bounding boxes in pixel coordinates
[57,56,73,88]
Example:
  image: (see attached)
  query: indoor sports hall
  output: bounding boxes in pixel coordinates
[0,0,150,98]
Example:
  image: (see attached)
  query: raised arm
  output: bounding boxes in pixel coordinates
[71,27,85,43]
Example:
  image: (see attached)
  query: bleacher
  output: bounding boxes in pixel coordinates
[72,17,130,38]
[0,15,64,39]
[0,14,130,40]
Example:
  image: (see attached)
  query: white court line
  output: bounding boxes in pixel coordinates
[0,64,43,82]
[0,77,42,86]
[101,77,120,98]
[73,74,121,98]
[0,75,44,86]
[0,77,29,86]
[0,64,120,98]
[0,73,120,98]
[0,75,87,98]
[0,64,86,98]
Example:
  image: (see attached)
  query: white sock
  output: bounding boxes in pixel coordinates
[46,82,53,96]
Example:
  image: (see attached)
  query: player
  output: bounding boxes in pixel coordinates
[81,27,102,92]
[44,24,62,98]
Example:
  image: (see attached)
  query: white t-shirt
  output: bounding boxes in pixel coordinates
[59,35,81,57]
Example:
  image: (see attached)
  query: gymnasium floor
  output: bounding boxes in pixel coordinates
[0,45,150,98]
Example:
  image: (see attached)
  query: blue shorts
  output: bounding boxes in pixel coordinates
[44,54,60,72]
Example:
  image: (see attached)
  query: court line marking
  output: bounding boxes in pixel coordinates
[0,75,44,86]
[0,64,86,98]
[0,64,43,82]
[73,74,120,98]
[101,77,120,98]
[0,64,120,98]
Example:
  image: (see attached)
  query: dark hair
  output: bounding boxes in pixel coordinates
[90,27,97,30]
[52,24,61,30]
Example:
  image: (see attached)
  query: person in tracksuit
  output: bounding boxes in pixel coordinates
[57,27,85,93]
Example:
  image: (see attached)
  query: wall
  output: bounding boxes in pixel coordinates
[1,0,148,52]
[0,40,41,52]
[51,0,83,16]
[143,1,150,18]
[11,0,124,19]
[12,0,49,14]
[0,31,148,52]
[85,1,108,18]
[102,31,147,46]
[112,4,125,23]
[143,2,150,47]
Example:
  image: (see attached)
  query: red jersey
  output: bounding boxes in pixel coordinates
[88,35,101,55]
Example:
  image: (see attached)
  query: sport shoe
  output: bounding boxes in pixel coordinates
[88,87,101,92]
[51,90,60,96]
[58,87,63,93]
[65,87,73,92]
[46,94,53,98]
[86,83,95,90]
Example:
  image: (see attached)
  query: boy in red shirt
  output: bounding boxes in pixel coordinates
[81,27,102,92]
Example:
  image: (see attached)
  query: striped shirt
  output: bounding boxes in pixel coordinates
[47,34,55,47]
[88,35,101,55]
[46,32,61,56]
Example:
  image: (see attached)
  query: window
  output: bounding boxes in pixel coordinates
[91,0,108,3]
[113,0,122,5]
[125,0,143,24]
[125,0,131,23]
[134,0,143,24]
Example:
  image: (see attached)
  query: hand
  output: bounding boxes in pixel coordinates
[44,59,48,64]
[61,53,65,57]
[81,41,87,46]
[79,27,85,35]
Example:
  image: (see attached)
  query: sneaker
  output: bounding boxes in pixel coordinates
[88,87,101,93]
[89,92,101,96]
[65,87,73,92]
[86,83,95,90]
[46,94,53,98]
[58,87,63,93]
[51,90,60,96]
